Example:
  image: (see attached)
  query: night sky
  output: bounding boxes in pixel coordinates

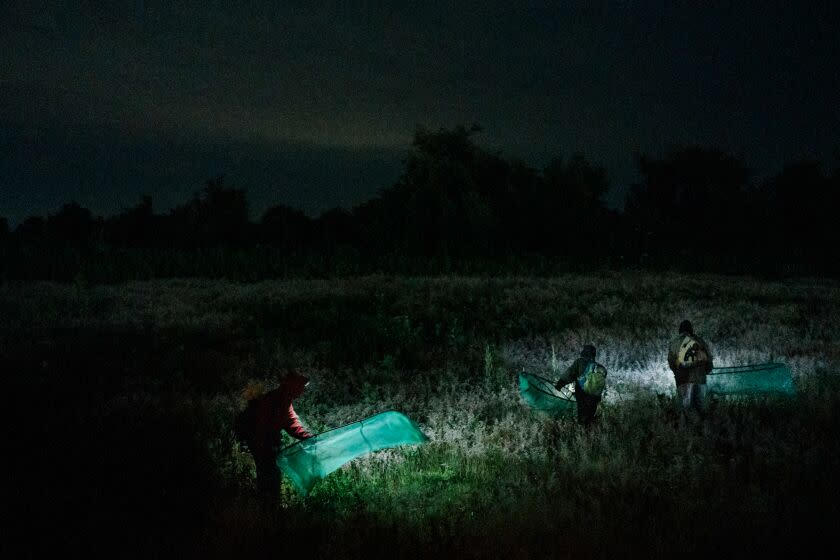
[1,1,838,225]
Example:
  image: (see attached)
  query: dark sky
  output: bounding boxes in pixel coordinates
[1,1,838,225]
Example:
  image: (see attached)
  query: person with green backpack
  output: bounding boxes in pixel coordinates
[555,344,608,425]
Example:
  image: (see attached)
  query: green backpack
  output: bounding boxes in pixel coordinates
[577,361,607,396]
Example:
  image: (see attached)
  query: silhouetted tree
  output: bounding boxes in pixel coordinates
[398,124,486,256]
[5,129,840,279]
[541,154,611,257]
[361,125,510,257]
[544,154,609,210]
[353,126,613,260]
[352,193,404,255]
[317,207,357,249]
[259,204,314,251]
[46,202,98,248]
[625,147,751,269]
[106,195,163,248]
[169,176,250,247]
[14,216,47,246]
[765,161,839,272]
[0,216,7,281]
[473,156,539,253]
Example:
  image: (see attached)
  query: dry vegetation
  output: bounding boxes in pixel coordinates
[4,273,840,558]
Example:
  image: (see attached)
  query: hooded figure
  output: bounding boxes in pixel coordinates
[667,320,713,416]
[239,372,313,497]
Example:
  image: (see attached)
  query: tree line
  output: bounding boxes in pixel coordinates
[2,125,838,281]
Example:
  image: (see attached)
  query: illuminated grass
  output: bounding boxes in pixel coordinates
[3,273,839,557]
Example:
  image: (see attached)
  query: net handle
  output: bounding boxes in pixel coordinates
[520,372,575,402]
[710,362,787,375]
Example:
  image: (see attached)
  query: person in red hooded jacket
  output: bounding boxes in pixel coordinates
[237,372,313,498]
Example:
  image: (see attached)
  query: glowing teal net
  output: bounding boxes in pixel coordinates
[277,411,428,495]
[518,371,576,415]
[707,362,795,395]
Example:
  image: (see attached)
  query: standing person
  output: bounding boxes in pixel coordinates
[555,344,608,425]
[235,372,313,500]
[667,320,713,417]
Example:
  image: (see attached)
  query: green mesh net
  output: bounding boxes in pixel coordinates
[277,411,428,495]
[708,362,795,395]
[518,371,576,416]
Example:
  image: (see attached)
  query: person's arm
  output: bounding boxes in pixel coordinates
[555,360,577,390]
[284,404,313,440]
[667,344,679,373]
[701,337,713,374]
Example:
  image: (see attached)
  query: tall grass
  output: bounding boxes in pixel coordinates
[3,273,839,557]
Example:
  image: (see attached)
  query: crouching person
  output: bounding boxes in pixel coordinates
[235,372,313,502]
[555,344,608,426]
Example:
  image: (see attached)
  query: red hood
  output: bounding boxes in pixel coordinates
[280,372,309,399]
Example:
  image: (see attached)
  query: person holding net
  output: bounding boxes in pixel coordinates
[667,320,713,418]
[235,372,314,502]
[555,344,608,426]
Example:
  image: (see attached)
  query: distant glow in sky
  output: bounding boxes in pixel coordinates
[1,1,838,223]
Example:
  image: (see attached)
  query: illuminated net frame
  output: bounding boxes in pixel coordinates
[518,371,577,415]
[277,410,428,495]
[707,362,795,395]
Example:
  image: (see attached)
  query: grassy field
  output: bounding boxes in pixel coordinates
[4,273,840,558]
